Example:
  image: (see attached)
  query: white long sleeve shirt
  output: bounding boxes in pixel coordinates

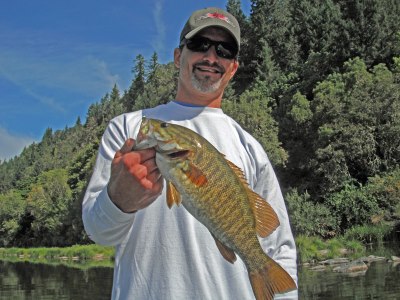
[82,101,298,299]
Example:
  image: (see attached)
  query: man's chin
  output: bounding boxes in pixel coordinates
[192,75,222,93]
[193,81,220,93]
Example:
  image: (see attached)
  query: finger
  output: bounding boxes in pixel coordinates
[140,173,164,192]
[136,148,157,163]
[142,158,158,173]
[139,176,155,190]
[114,139,135,158]
[114,139,135,159]
[146,168,162,183]
[130,164,148,180]
[120,138,135,154]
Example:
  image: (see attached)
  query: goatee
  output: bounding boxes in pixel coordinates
[191,62,225,93]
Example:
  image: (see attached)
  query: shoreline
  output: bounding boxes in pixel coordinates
[0,244,114,268]
[1,240,399,272]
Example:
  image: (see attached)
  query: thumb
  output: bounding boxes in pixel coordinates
[116,138,135,157]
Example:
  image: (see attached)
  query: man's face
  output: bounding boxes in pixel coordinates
[174,27,239,97]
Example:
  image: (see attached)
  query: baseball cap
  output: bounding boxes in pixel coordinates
[180,7,241,51]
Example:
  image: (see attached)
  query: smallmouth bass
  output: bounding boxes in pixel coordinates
[135,117,297,300]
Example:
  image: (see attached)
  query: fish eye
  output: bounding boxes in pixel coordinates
[161,122,169,128]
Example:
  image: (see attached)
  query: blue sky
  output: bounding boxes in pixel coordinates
[0,0,251,161]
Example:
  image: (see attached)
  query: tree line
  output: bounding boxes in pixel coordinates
[0,0,399,247]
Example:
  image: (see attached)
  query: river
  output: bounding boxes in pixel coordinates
[0,257,399,299]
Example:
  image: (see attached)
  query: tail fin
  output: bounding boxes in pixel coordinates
[249,259,297,300]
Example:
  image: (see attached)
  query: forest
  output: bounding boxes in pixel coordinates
[0,0,399,248]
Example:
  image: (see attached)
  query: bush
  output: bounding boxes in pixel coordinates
[365,169,400,218]
[286,189,338,237]
[343,224,392,245]
[326,183,381,233]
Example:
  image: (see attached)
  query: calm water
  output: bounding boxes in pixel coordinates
[299,260,400,299]
[0,259,399,299]
[0,261,113,300]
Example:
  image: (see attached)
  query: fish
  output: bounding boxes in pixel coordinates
[134,117,297,300]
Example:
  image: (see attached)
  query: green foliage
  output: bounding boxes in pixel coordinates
[125,54,146,110]
[295,235,365,263]
[223,81,288,166]
[343,224,392,245]
[287,92,312,124]
[365,169,400,218]
[134,62,177,110]
[292,57,400,197]
[326,183,381,233]
[0,244,115,262]
[0,190,26,246]
[285,189,338,238]
[26,169,73,246]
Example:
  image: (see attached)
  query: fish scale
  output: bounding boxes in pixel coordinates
[183,144,254,245]
[135,118,297,300]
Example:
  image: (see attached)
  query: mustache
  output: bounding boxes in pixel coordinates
[193,61,225,73]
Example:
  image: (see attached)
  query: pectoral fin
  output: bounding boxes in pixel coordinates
[212,234,237,264]
[184,162,208,187]
[166,181,182,208]
[225,159,279,238]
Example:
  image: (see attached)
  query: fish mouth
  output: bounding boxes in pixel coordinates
[162,149,190,160]
[134,136,157,150]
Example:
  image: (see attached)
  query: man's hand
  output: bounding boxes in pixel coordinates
[107,138,163,213]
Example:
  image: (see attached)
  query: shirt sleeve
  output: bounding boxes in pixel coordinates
[254,160,299,300]
[81,116,137,246]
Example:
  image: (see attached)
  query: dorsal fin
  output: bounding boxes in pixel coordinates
[226,159,280,237]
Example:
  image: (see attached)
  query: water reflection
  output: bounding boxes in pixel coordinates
[0,260,113,300]
[299,260,400,299]
[1,258,399,299]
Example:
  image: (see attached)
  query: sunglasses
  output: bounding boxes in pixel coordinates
[180,36,238,60]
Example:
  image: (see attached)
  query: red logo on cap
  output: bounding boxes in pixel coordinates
[206,12,229,22]
[197,12,235,27]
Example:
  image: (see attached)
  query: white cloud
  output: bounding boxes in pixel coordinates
[0,127,36,162]
[152,0,166,54]
[0,28,125,110]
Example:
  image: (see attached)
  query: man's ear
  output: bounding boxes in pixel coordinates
[174,48,181,68]
[229,59,239,79]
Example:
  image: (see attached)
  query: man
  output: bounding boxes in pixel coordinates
[83,7,298,299]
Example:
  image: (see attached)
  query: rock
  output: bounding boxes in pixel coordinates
[333,260,368,274]
[309,265,327,271]
[319,258,350,265]
[391,256,400,262]
[359,255,386,263]
[318,249,329,256]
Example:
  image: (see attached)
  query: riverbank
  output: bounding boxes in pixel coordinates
[0,244,114,268]
[1,237,398,269]
[296,235,400,275]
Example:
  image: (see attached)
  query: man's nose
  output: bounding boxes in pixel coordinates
[202,45,219,62]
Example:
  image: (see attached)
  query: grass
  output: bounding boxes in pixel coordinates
[1,229,396,268]
[343,223,393,245]
[0,244,115,266]
[295,235,365,264]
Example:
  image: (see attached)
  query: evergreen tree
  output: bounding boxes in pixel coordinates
[125,54,146,111]
[147,52,159,83]
[135,62,178,109]
[337,0,400,66]
[226,0,252,92]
